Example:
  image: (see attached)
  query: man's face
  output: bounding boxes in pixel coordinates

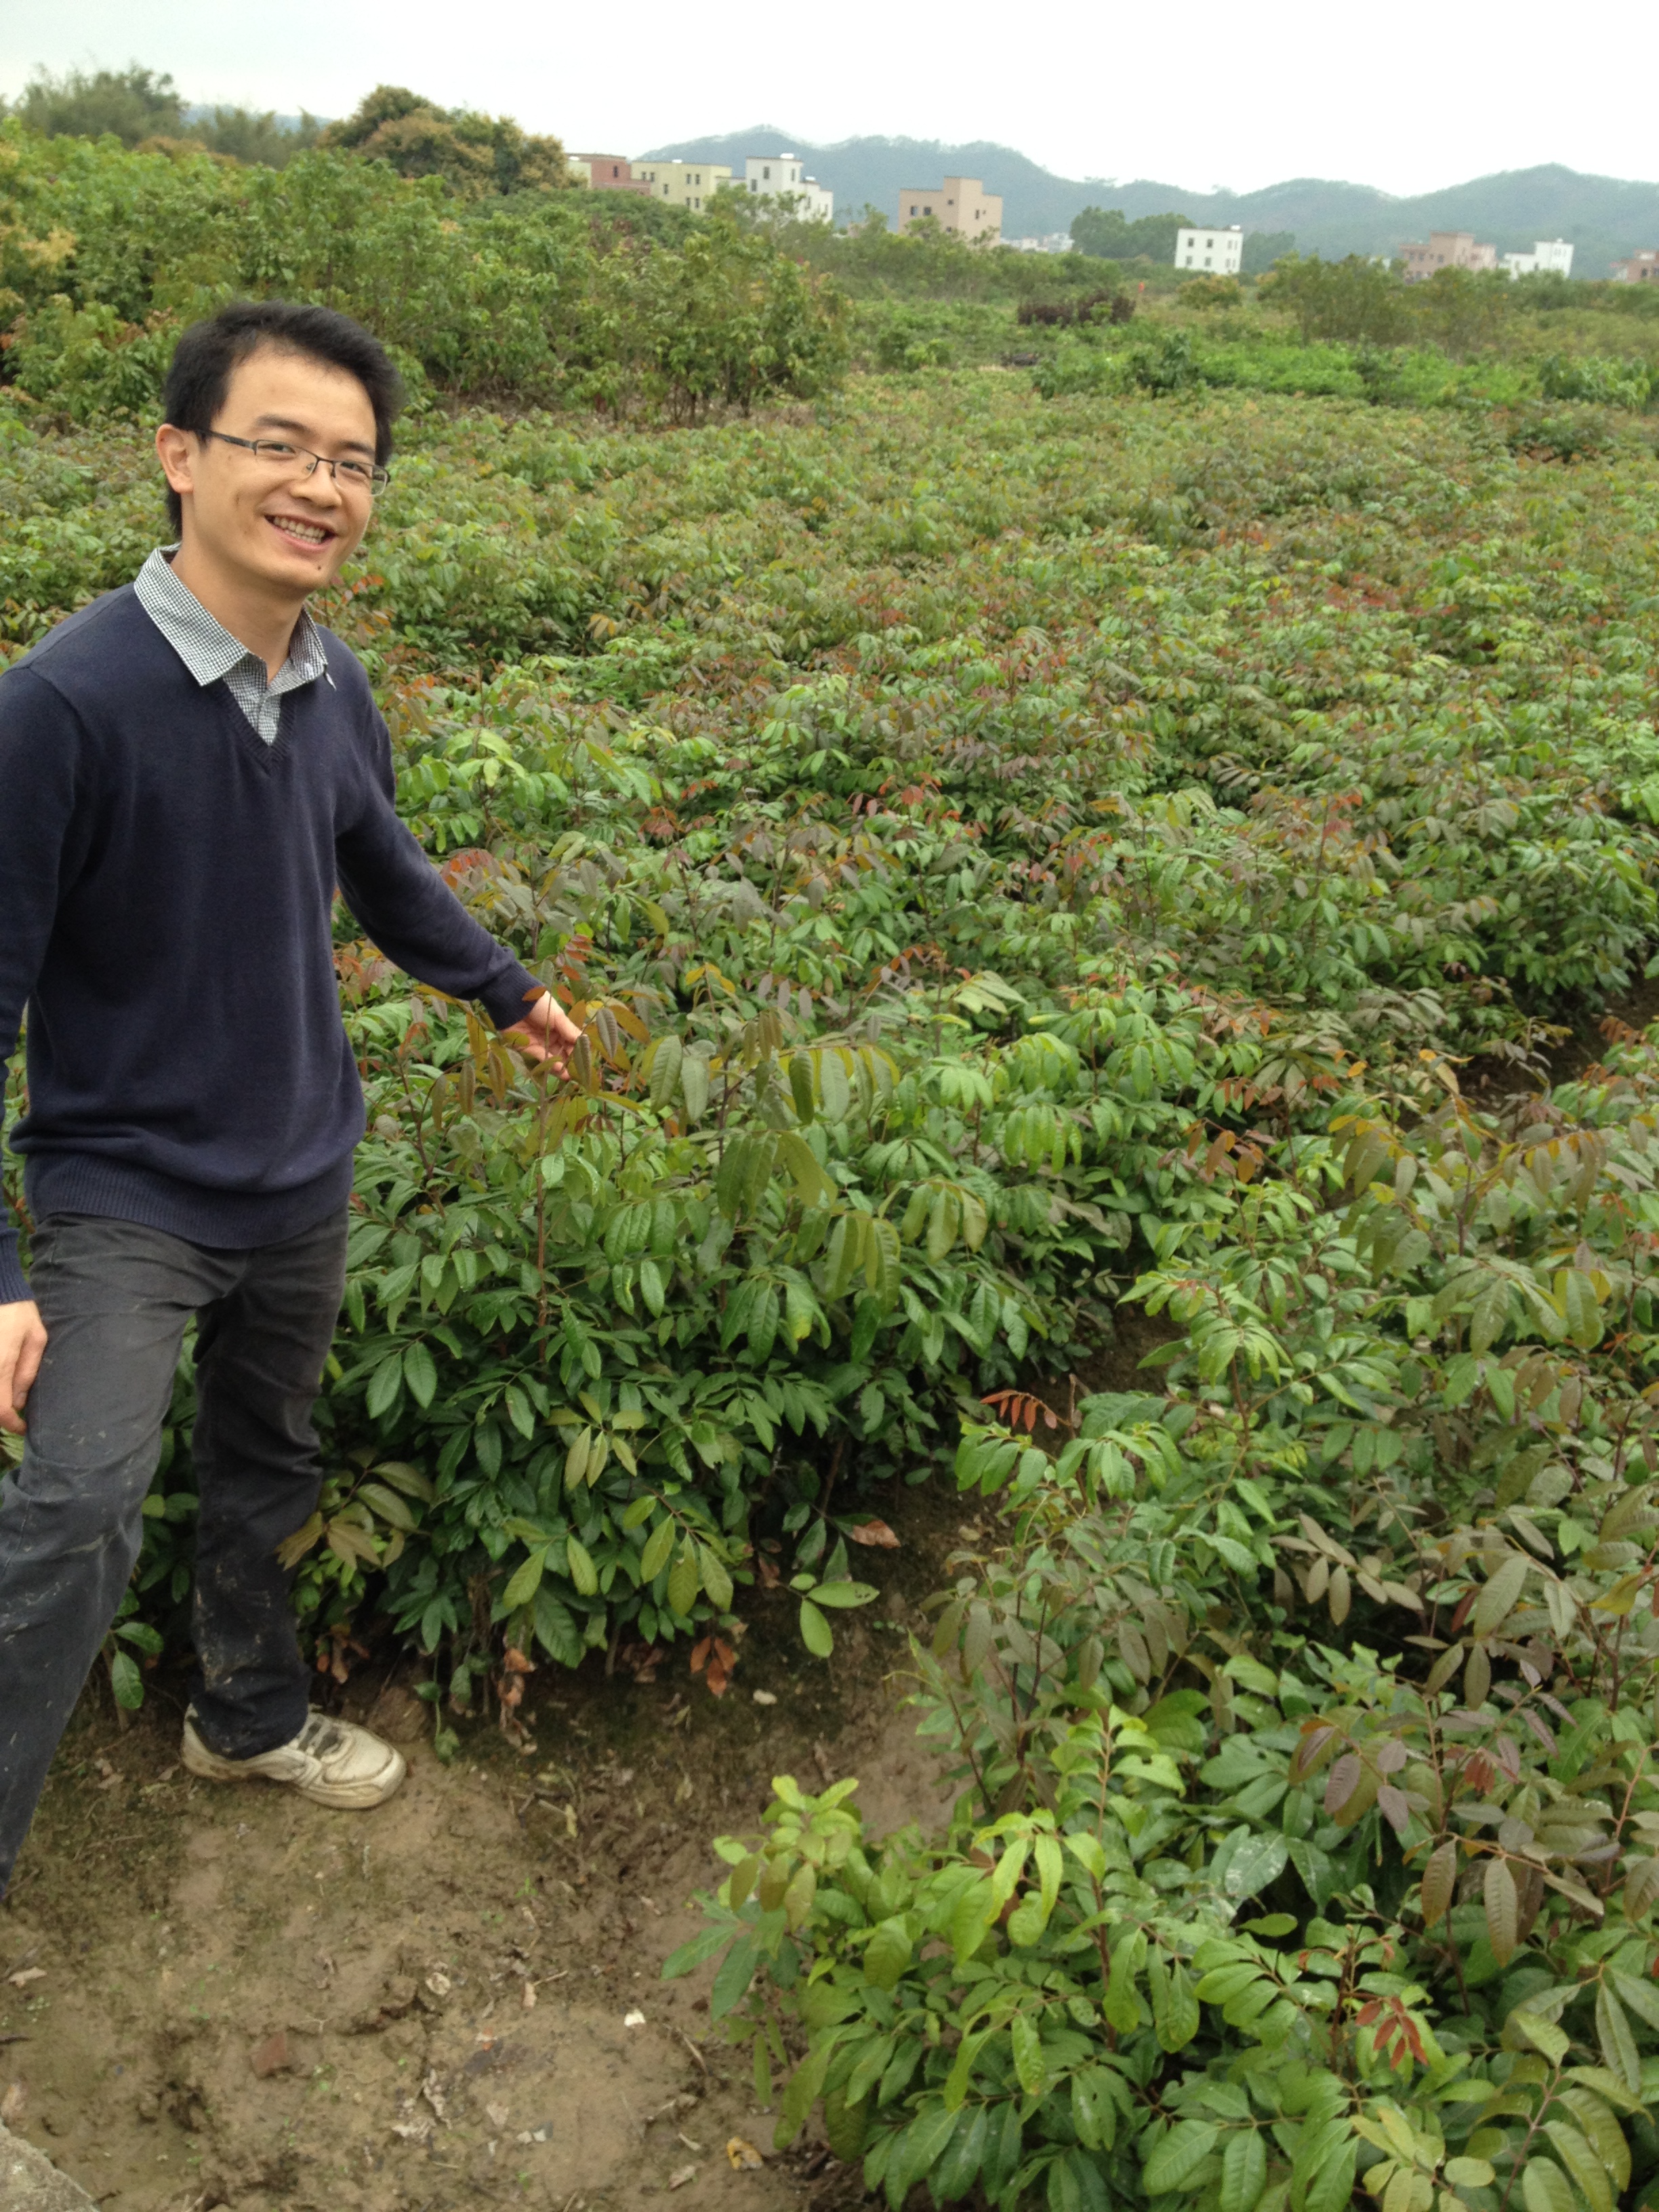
[157,346,379,596]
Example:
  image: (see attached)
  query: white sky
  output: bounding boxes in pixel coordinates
[2,0,1652,201]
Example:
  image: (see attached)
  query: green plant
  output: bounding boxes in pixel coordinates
[672,1057,1659,2205]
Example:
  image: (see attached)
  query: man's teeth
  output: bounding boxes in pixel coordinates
[272,518,329,544]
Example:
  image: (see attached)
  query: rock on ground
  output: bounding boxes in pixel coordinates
[0,2124,96,2212]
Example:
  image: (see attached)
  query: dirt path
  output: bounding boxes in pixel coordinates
[0,1488,968,2212]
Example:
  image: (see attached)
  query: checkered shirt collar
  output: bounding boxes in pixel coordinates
[134,546,333,695]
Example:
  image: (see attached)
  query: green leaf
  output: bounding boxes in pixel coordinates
[1593,1980,1641,2095]
[933,2103,988,2199]
[359,1481,419,1532]
[678,1052,709,1124]
[365,1354,404,1420]
[1521,2160,1577,2212]
[661,1924,739,1979]
[1303,2132,1358,2212]
[863,1917,912,1991]
[502,1546,547,1610]
[895,2104,960,2198]
[667,1544,699,1618]
[1150,1952,1200,2052]
[565,1536,599,1598]
[1224,1833,1289,1900]
[1542,2123,1612,2212]
[1145,2119,1219,2194]
[1485,1856,1520,1967]
[1609,1967,1659,2032]
[108,1649,144,1711]
[799,1597,833,1658]
[1473,1552,1528,1639]
[697,1542,734,1612]
[640,1516,675,1584]
[1009,2012,1046,2097]
[710,1936,758,2020]
[809,1579,878,1608]
[402,1338,438,1408]
[1221,2128,1267,2212]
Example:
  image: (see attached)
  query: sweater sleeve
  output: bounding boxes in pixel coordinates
[333,703,541,1031]
[0,670,86,1303]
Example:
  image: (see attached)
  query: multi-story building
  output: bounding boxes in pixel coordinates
[568,155,652,196]
[1174,225,1243,274]
[743,154,834,222]
[1398,230,1498,281]
[1611,250,1659,283]
[1006,233,1077,254]
[897,177,1002,245]
[1501,239,1574,279]
[634,160,733,213]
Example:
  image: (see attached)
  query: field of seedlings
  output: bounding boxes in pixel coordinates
[4,359,1659,2212]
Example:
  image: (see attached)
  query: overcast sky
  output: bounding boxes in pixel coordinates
[3,0,1652,200]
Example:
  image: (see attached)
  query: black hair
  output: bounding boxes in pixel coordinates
[159,300,403,535]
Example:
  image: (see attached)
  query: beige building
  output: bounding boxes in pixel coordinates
[897,176,1002,245]
[1611,250,1659,283]
[1398,230,1498,282]
[634,160,733,213]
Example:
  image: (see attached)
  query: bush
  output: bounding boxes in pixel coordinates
[0,122,846,423]
[676,1052,1659,2207]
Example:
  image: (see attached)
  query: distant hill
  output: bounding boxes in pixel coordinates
[640,133,1659,276]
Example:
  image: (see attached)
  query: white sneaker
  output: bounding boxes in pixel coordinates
[182,1709,407,1808]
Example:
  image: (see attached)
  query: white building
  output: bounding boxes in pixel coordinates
[743,154,834,223]
[1006,233,1076,254]
[1501,239,1574,279]
[1175,225,1244,274]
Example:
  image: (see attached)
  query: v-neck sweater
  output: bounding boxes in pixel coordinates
[0,584,539,1303]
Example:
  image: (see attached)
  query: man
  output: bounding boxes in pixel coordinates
[0,300,578,1899]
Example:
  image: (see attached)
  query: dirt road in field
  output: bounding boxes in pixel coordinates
[0,1492,966,2212]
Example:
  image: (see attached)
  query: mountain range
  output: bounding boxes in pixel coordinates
[640,134,1659,276]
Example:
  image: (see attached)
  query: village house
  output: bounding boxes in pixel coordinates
[1174,225,1243,274]
[897,177,1002,245]
[1398,230,1498,281]
[633,160,734,212]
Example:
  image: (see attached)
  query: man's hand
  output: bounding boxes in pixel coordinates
[0,1299,47,1439]
[501,991,583,1077]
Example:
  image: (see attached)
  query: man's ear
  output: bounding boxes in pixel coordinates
[155,423,197,503]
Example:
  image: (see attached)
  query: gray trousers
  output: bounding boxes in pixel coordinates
[0,1208,347,1897]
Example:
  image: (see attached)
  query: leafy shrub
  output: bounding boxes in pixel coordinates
[674,1055,1659,2207]
[9,375,1659,1770]
[0,121,846,424]
[1537,354,1655,411]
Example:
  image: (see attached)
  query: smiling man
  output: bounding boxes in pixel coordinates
[0,301,579,1898]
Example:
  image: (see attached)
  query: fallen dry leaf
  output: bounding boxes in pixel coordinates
[726,2135,764,2169]
[1,2083,26,2125]
[669,2165,697,2190]
[485,2100,510,2130]
[250,2030,289,2078]
[521,1980,537,2010]
[6,1969,45,1990]
[846,1518,901,1548]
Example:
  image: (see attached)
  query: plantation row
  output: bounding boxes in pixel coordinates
[4,370,1659,2209]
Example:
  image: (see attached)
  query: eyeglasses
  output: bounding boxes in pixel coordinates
[204,430,390,495]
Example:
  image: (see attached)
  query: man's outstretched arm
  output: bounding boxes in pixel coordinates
[337,707,581,1073]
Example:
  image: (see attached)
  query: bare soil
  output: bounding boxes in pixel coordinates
[0,1481,972,2212]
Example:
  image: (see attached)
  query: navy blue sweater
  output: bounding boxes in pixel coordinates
[0,585,539,1303]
